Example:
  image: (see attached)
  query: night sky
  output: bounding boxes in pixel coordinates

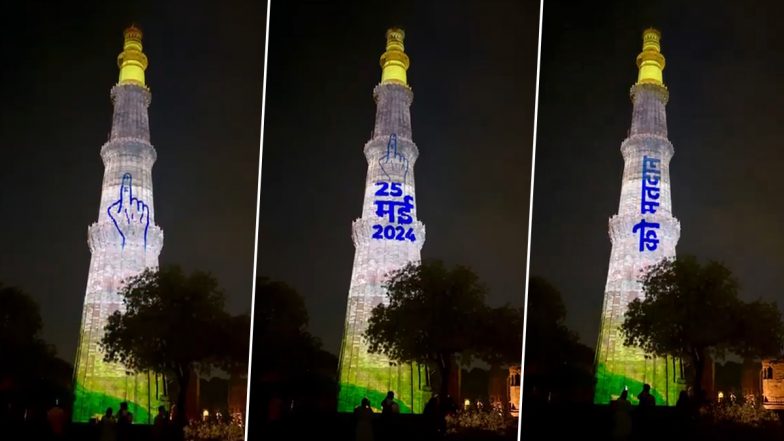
[257,0,540,356]
[531,0,784,348]
[1,1,266,362]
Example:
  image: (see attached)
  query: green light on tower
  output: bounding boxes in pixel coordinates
[593,28,684,406]
[72,25,165,422]
[336,28,430,413]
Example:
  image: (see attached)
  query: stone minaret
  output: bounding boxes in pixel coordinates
[594,29,683,405]
[72,25,164,423]
[337,28,429,413]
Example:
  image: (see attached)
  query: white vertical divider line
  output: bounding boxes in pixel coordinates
[518,0,544,440]
[244,0,272,439]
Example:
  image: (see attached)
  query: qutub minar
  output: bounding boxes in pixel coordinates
[594,28,684,405]
[72,26,164,422]
[337,28,429,413]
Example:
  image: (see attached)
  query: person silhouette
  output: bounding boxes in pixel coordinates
[116,402,133,441]
[634,384,656,440]
[611,390,632,440]
[675,390,695,436]
[381,391,398,415]
[354,398,374,441]
[46,399,67,440]
[152,405,168,440]
[99,408,117,441]
[423,395,442,437]
[637,384,655,407]
[380,391,400,440]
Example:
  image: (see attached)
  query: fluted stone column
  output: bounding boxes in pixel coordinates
[73,26,164,423]
[594,29,684,406]
[337,28,430,413]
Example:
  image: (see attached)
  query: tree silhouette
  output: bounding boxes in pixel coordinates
[0,284,72,417]
[622,256,784,399]
[250,277,337,422]
[100,266,243,427]
[252,277,324,372]
[478,304,524,367]
[365,260,501,399]
[523,277,594,403]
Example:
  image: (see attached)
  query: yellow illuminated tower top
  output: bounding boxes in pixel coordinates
[117,25,148,87]
[635,27,665,87]
[379,27,410,86]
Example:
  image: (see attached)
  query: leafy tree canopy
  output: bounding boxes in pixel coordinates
[101,266,232,375]
[0,284,43,345]
[253,277,336,369]
[622,256,784,397]
[101,266,246,425]
[0,284,72,408]
[0,284,55,377]
[365,260,522,398]
[523,277,595,402]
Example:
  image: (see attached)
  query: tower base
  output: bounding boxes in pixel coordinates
[337,359,429,413]
[73,369,164,423]
[594,350,684,406]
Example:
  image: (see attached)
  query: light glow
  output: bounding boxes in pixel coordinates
[594,29,683,406]
[72,29,164,423]
[337,29,428,413]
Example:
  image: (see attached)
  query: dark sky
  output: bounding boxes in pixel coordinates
[1,1,266,362]
[531,0,784,348]
[258,0,540,356]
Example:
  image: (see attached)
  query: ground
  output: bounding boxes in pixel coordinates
[520,403,784,440]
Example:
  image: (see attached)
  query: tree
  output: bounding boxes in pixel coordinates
[0,284,52,375]
[0,285,59,382]
[364,260,489,399]
[525,277,571,368]
[251,277,337,420]
[216,312,251,372]
[101,266,236,427]
[0,284,44,347]
[0,284,72,414]
[251,277,323,372]
[478,304,524,367]
[523,277,595,403]
[622,256,784,400]
[253,277,309,337]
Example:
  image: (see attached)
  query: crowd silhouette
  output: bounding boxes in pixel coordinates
[351,391,471,441]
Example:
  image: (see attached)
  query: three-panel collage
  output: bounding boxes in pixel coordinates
[4,0,784,440]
